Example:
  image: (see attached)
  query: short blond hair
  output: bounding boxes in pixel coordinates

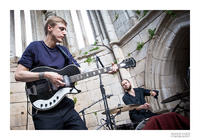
[44,16,67,35]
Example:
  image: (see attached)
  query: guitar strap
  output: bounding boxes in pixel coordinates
[57,46,74,66]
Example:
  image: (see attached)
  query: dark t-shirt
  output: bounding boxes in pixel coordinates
[18,41,79,70]
[122,88,157,122]
[18,41,80,111]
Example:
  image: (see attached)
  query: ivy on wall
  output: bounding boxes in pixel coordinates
[136,28,157,51]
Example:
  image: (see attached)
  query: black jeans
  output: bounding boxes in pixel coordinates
[32,98,88,130]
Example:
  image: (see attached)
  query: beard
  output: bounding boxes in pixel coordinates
[125,85,132,91]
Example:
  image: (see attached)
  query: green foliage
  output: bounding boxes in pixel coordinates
[94,112,97,116]
[136,42,144,51]
[136,10,149,20]
[114,59,118,64]
[128,53,131,57]
[89,47,99,52]
[84,52,88,55]
[114,13,119,22]
[93,41,98,46]
[73,97,77,104]
[84,57,94,64]
[136,10,141,15]
[142,10,149,17]
[165,10,176,18]
[148,28,156,39]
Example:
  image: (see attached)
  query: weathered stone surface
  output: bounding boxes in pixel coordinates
[10,82,25,93]
[10,92,27,103]
[10,102,34,128]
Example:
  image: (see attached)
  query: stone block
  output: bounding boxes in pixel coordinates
[84,113,98,128]
[10,92,27,103]
[110,82,123,96]
[10,82,25,93]
[10,71,16,82]
[160,75,177,89]
[134,71,145,87]
[131,42,148,62]
[10,102,33,128]
[86,79,100,91]
[76,81,88,93]
[130,58,146,77]
[122,35,141,56]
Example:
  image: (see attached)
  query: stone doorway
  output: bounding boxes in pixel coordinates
[145,12,190,115]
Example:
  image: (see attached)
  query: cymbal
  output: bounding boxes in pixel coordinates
[161,90,189,104]
[102,104,140,115]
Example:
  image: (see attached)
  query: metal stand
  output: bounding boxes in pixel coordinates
[95,55,114,130]
[79,94,113,126]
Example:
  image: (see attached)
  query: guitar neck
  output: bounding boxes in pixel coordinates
[69,64,122,83]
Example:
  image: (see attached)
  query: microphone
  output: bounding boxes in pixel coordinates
[153,90,159,99]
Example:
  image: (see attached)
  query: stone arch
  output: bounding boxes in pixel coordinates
[145,11,190,112]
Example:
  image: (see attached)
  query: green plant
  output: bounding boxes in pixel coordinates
[89,47,99,52]
[165,10,176,17]
[128,53,131,57]
[136,42,144,51]
[84,52,88,55]
[113,12,119,22]
[148,28,156,39]
[142,10,149,17]
[93,41,98,46]
[94,112,97,116]
[136,10,141,15]
[73,97,77,104]
[114,59,118,64]
[84,57,94,64]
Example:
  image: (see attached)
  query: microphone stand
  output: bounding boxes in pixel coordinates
[79,94,113,126]
[96,55,114,130]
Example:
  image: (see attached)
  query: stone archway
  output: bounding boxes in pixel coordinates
[145,11,190,112]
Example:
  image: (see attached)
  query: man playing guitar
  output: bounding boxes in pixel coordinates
[15,16,118,130]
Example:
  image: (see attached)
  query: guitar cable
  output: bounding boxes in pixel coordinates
[26,94,29,130]
[26,94,38,130]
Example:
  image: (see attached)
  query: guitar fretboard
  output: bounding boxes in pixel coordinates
[69,64,121,83]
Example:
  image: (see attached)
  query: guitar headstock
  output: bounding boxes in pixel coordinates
[119,57,136,69]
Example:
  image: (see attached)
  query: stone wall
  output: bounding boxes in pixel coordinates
[10,57,34,130]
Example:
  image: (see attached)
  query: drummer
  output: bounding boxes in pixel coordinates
[121,79,158,123]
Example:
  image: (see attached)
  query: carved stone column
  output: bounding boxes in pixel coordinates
[20,10,27,52]
[76,10,90,48]
[30,10,45,41]
[10,10,16,58]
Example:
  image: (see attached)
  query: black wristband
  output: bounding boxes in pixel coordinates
[39,72,45,80]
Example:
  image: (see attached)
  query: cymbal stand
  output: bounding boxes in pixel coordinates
[96,111,121,130]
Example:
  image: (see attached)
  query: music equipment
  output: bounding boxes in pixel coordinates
[25,57,136,111]
[102,104,140,115]
[161,90,189,104]
[115,123,136,130]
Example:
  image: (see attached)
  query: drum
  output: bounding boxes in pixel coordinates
[135,118,149,130]
[115,123,136,130]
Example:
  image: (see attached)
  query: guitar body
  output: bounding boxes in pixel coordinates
[26,64,81,111]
